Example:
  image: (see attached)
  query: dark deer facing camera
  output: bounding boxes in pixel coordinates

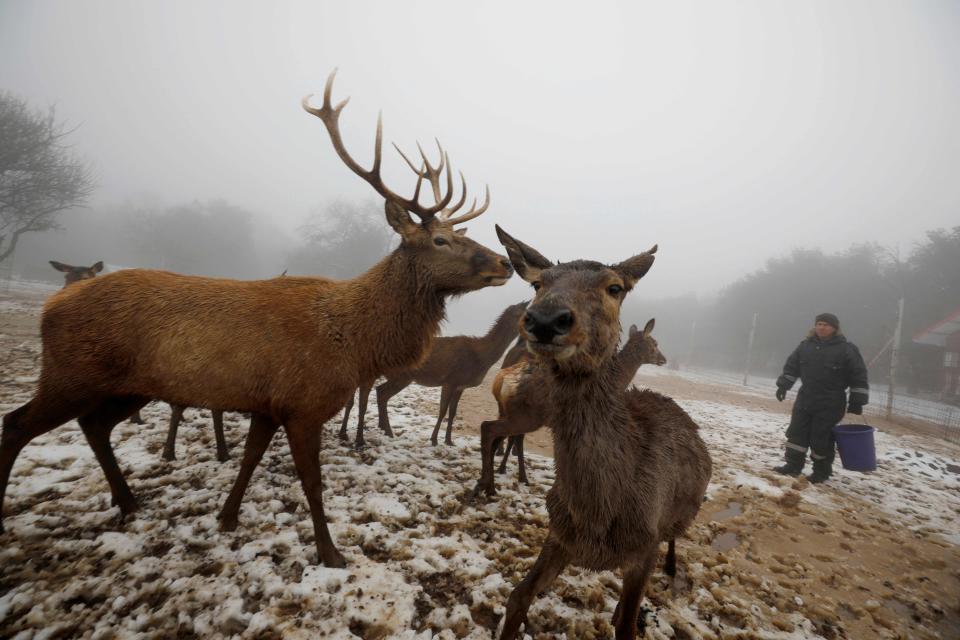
[492,226,711,640]
[479,320,666,495]
[1,71,511,568]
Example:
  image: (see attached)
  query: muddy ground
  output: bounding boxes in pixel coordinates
[1,281,958,639]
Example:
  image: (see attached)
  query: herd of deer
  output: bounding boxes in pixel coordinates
[4,72,712,639]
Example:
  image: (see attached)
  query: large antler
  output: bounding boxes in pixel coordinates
[302,69,454,221]
[394,140,491,226]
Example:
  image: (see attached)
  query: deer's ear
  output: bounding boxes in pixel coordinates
[49,261,70,272]
[495,225,553,284]
[384,201,420,238]
[613,244,657,287]
[629,324,639,337]
[643,318,655,336]
[91,261,104,273]
[455,227,468,236]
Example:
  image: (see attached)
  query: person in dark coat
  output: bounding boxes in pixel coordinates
[774,313,870,483]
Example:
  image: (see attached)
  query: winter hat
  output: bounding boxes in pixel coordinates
[815,313,839,330]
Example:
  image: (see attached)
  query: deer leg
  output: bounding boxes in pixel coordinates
[475,418,539,498]
[611,549,659,640]
[376,377,410,437]
[212,410,229,462]
[338,390,355,441]
[444,388,464,446]
[497,436,514,475]
[78,396,151,517]
[354,383,372,448]
[1,396,91,534]
[664,538,676,577]
[430,386,453,446]
[161,404,186,461]
[500,537,570,639]
[284,419,346,568]
[219,414,279,531]
[515,435,529,485]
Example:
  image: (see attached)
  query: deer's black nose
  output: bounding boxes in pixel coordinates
[524,307,574,343]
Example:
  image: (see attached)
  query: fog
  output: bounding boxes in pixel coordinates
[2,0,958,349]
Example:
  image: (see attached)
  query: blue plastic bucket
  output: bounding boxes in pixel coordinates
[833,424,877,471]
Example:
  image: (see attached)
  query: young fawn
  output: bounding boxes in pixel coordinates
[492,226,711,640]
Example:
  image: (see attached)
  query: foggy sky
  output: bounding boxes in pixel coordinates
[2,1,958,328]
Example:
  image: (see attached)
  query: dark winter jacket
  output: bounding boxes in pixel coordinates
[776,334,869,410]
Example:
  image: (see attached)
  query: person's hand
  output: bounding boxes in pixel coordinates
[847,403,863,415]
[776,387,786,402]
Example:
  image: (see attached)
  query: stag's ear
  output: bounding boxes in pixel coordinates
[49,260,70,272]
[384,201,419,238]
[495,225,553,284]
[455,227,468,236]
[91,261,104,273]
[643,318,656,337]
[629,324,639,337]
[613,244,657,287]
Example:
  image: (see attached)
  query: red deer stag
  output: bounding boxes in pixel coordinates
[479,320,666,494]
[492,226,711,640]
[351,300,528,447]
[0,71,512,569]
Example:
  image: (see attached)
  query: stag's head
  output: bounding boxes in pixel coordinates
[303,70,512,295]
[50,260,103,288]
[626,319,667,366]
[495,225,657,374]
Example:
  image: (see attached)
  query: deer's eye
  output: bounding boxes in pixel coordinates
[433,237,448,247]
[532,282,542,291]
[607,284,623,296]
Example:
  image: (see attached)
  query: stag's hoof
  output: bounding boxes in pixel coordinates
[218,516,239,532]
[216,452,230,463]
[321,549,347,568]
[161,450,175,462]
[337,430,348,441]
[430,437,438,447]
[381,427,395,438]
[444,438,454,446]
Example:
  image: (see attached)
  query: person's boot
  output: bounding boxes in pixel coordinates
[773,447,805,476]
[807,457,833,484]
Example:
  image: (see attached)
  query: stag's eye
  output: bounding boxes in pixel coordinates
[607,284,623,296]
[433,237,449,247]
[531,282,542,292]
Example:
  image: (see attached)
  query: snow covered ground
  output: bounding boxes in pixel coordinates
[1,284,959,639]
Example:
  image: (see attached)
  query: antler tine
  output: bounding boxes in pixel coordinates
[302,69,453,220]
[446,184,491,225]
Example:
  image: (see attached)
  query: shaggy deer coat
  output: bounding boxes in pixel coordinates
[492,226,712,640]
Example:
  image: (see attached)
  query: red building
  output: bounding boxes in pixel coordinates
[913,308,960,401]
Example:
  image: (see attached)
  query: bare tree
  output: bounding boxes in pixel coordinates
[0,92,95,263]
[288,199,395,278]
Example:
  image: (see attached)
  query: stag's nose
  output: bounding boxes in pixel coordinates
[524,307,574,343]
[499,257,514,276]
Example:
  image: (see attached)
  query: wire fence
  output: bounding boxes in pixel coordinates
[683,365,960,446]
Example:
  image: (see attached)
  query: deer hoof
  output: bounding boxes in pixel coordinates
[321,549,347,568]
[161,451,175,462]
[381,427,395,437]
[218,516,239,532]
[337,430,348,441]
[445,438,454,446]
[217,453,230,463]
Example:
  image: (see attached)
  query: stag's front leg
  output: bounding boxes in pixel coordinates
[354,383,372,449]
[285,418,346,568]
[500,536,570,639]
[444,388,464,446]
[219,414,279,531]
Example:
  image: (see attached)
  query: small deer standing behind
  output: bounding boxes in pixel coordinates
[492,226,711,640]
[477,319,666,495]
[362,300,529,446]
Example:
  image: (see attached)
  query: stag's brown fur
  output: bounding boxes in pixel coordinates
[479,320,667,494]
[493,226,711,640]
[369,300,528,446]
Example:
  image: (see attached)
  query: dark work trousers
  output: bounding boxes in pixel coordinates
[785,400,846,466]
